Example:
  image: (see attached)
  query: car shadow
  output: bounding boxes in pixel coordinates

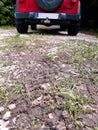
[27,26,68,36]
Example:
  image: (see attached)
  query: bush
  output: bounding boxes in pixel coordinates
[0,0,15,25]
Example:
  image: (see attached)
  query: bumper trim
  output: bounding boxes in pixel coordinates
[15,12,81,21]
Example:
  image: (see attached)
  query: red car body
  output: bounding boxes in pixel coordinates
[15,0,81,35]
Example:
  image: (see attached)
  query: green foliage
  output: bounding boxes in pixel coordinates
[0,0,15,25]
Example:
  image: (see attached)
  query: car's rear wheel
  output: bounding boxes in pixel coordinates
[15,19,28,34]
[67,22,80,36]
[35,0,63,12]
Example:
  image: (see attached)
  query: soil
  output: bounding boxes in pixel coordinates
[0,27,98,130]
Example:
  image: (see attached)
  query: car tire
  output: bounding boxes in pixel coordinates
[35,0,63,12]
[67,22,80,36]
[15,20,28,34]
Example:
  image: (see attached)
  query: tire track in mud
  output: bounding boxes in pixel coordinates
[0,28,98,130]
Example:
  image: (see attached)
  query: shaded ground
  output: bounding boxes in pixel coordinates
[0,27,98,130]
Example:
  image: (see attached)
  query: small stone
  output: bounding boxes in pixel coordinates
[8,104,16,110]
[0,119,9,130]
[41,124,46,129]
[62,110,70,119]
[20,52,26,56]
[56,123,66,130]
[48,113,54,119]
[67,124,74,130]
[41,83,50,90]
[61,64,66,68]
[3,111,11,121]
[32,95,43,106]
[12,117,17,124]
[0,106,4,112]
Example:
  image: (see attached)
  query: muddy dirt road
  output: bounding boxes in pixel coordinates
[0,27,98,130]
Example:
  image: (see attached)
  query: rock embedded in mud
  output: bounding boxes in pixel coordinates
[48,113,54,119]
[12,117,17,124]
[0,106,4,112]
[62,110,70,119]
[40,83,51,90]
[8,104,16,110]
[0,119,9,130]
[3,111,11,121]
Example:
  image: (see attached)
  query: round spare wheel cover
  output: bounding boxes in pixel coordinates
[35,0,63,12]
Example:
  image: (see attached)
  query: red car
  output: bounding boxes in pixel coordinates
[15,0,81,35]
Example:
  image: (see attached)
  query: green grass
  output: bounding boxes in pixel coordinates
[0,32,47,53]
[42,77,88,129]
[0,25,15,30]
[0,84,24,106]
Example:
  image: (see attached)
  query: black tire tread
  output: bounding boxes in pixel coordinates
[68,23,80,36]
[15,20,28,34]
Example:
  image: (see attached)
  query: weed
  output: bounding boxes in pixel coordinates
[84,105,93,114]
[74,120,84,129]
[0,83,23,105]
[12,84,23,93]
[44,54,55,62]
[88,72,98,85]
[0,88,4,98]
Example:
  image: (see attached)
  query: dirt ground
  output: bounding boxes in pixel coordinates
[0,27,98,130]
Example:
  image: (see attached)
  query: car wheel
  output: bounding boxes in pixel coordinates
[68,22,80,36]
[15,20,28,34]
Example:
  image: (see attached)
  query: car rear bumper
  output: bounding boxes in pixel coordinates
[15,12,81,26]
[15,12,80,20]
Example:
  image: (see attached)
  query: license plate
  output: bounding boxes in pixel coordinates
[37,13,58,19]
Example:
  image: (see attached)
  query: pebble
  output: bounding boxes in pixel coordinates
[61,64,66,68]
[0,119,9,130]
[56,124,66,130]
[3,111,11,121]
[12,117,17,124]
[0,107,4,112]
[41,83,51,90]
[48,113,54,119]
[67,124,74,130]
[62,110,70,119]
[41,124,46,129]
[8,104,16,110]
